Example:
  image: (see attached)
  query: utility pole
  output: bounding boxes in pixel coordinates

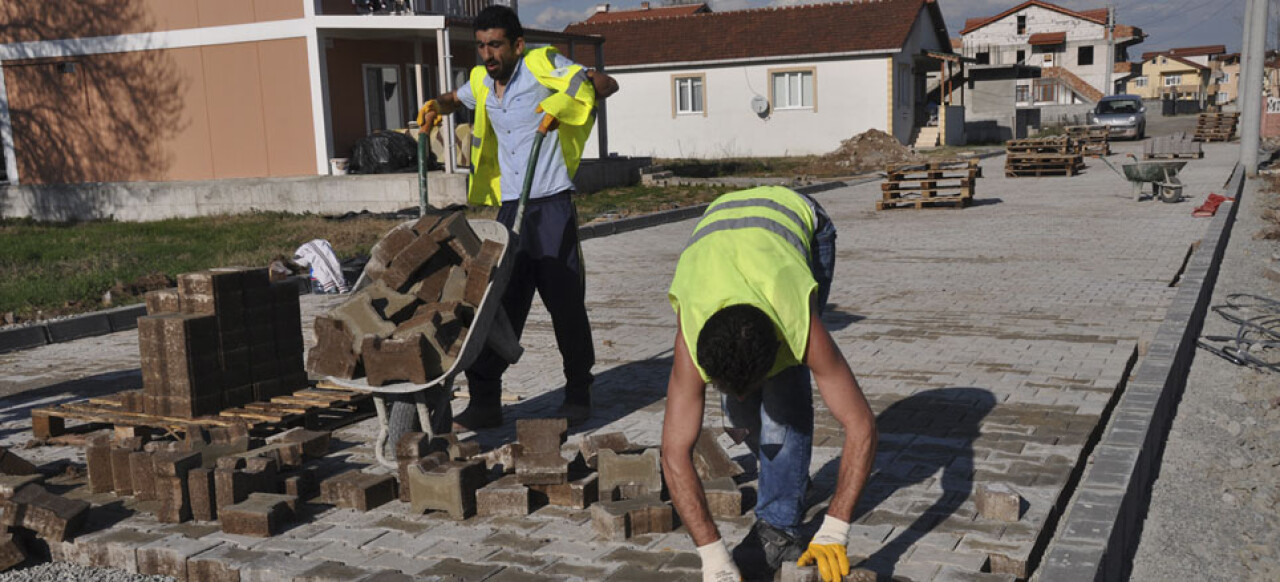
[1104,5,1116,96]
[1241,0,1269,174]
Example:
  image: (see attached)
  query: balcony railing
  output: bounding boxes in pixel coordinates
[338,0,515,19]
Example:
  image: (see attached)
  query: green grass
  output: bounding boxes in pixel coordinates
[0,184,735,321]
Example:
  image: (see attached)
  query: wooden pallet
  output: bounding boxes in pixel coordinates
[1006,136,1075,155]
[31,383,373,439]
[1144,151,1204,160]
[1065,125,1109,157]
[876,195,971,210]
[1005,153,1083,177]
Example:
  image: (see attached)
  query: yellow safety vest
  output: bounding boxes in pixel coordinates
[668,186,819,382]
[467,46,597,207]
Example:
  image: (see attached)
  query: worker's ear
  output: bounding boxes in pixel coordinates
[513,36,525,55]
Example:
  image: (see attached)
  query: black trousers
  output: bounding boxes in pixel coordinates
[463,191,595,407]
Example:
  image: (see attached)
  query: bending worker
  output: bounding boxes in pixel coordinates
[418,5,618,430]
[661,186,877,582]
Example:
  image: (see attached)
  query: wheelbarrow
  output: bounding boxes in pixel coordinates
[324,114,558,468]
[1100,156,1188,202]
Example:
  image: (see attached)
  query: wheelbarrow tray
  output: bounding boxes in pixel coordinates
[324,219,515,395]
[1121,160,1187,183]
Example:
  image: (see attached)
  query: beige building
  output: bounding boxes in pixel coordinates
[0,0,604,187]
[1125,53,1210,101]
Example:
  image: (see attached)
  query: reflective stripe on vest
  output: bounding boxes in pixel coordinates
[668,186,818,382]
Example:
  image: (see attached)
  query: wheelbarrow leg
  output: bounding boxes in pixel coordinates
[1132,180,1143,201]
[373,395,396,469]
[416,381,454,440]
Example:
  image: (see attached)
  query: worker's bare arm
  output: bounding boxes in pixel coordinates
[805,311,877,522]
[587,69,619,99]
[662,321,720,546]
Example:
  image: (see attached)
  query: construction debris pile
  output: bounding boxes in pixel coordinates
[822,129,924,174]
[1,447,88,572]
[308,212,503,386]
[135,268,307,418]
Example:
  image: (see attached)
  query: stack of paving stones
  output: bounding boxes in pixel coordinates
[83,425,332,538]
[307,212,503,386]
[0,447,88,573]
[137,267,306,418]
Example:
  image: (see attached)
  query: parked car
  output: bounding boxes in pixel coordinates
[1090,95,1146,140]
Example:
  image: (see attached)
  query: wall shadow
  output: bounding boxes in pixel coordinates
[806,387,996,579]
[0,1,184,214]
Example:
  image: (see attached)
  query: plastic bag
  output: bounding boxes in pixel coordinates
[348,131,418,174]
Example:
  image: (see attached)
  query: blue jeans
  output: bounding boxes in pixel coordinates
[721,197,836,534]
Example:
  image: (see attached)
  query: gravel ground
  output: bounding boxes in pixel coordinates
[1129,174,1280,581]
[0,561,172,582]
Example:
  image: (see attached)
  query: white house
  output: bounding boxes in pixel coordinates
[959,0,1144,104]
[565,0,954,158]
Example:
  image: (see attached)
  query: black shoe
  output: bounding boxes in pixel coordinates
[451,404,502,431]
[732,520,805,578]
[556,402,592,426]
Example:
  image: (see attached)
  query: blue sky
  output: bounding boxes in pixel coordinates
[520,0,1252,56]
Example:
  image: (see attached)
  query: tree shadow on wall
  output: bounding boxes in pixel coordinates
[0,1,185,218]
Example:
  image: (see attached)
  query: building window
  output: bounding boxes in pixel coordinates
[895,64,911,105]
[1217,92,1229,104]
[1078,46,1094,66]
[1017,15,1027,34]
[771,68,816,110]
[976,51,990,65]
[1033,79,1057,102]
[673,75,705,116]
[1134,76,1148,88]
[1016,50,1026,64]
[1164,74,1182,86]
[1016,84,1030,102]
[364,64,404,133]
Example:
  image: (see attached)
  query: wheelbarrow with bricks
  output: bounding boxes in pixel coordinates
[1100,155,1188,202]
[324,114,559,468]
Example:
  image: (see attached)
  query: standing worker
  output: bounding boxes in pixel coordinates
[418,5,618,430]
[661,186,877,582]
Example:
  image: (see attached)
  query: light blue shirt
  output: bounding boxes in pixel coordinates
[457,51,578,202]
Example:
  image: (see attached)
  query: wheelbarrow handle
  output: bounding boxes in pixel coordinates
[512,113,557,238]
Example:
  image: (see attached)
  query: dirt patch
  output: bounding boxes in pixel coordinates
[817,129,925,174]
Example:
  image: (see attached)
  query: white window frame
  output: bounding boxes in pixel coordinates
[770,67,817,111]
[362,63,406,134]
[1134,76,1148,88]
[672,74,706,117]
[1164,74,1182,87]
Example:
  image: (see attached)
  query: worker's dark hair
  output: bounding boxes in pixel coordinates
[474,5,523,43]
[697,304,779,398]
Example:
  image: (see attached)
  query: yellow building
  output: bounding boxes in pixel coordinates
[1125,53,1210,101]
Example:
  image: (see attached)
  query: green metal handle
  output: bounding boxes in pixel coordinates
[417,129,429,216]
[512,114,557,237]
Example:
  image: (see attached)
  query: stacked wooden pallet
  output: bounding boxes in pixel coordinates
[1065,125,1110,157]
[1144,132,1203,160]
[1194,112,1239,142]
[877,158,979,210]
[1005,136,1085,177]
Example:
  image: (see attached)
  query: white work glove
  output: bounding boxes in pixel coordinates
[797,515,851,582]
[698,538,742,582]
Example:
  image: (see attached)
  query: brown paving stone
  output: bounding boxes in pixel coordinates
[2,483,88,541]
[598,449,662,501]
[136,534,222,581]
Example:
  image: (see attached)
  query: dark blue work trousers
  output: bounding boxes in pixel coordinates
[464,191,595,408]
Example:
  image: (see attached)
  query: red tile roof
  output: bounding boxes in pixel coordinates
[961,0,1104,35]
[1145,53,1209,71]
[580,3,710,24]
[564,0,944,68]
[1028,32,1066,45]
[1141,45,1226,61]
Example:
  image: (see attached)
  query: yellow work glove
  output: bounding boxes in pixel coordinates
[797,515,851,582]
[697,538,741,582]
[416,100,444,129]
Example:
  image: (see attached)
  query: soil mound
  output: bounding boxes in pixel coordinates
[822,129,923,173]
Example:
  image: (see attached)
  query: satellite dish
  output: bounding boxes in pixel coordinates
[750,95,770,115]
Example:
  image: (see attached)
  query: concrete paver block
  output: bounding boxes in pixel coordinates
[128,451,156,501]
[320,470,397,511]
[692,430,744,481]
[110,437,143,495]
[85,433,115,493]
[476,474,530,517]
[96,529,167,573]
[515,451,569,486]
[703,477,742,518]
[307,317,361,379]
[330,293,396,355]
[530,473,598,509]
[1,483,88,541]
[482,442,522,474]
[365,280,420,324]
[0,531,25,572]
[188,544,269,582]
[406,458,486,520]
[295,561,375,582]
[597,448,662,501]
[268,428,332,460]
[238,553,328,582]
[590,497,673,541]
[220,492,298,537]
[362,335,442,387]
[975,483,1023,522]
[580,432,634,469]
[516,418,567,454]
[189,467,217,521]
[136,534,222,581]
